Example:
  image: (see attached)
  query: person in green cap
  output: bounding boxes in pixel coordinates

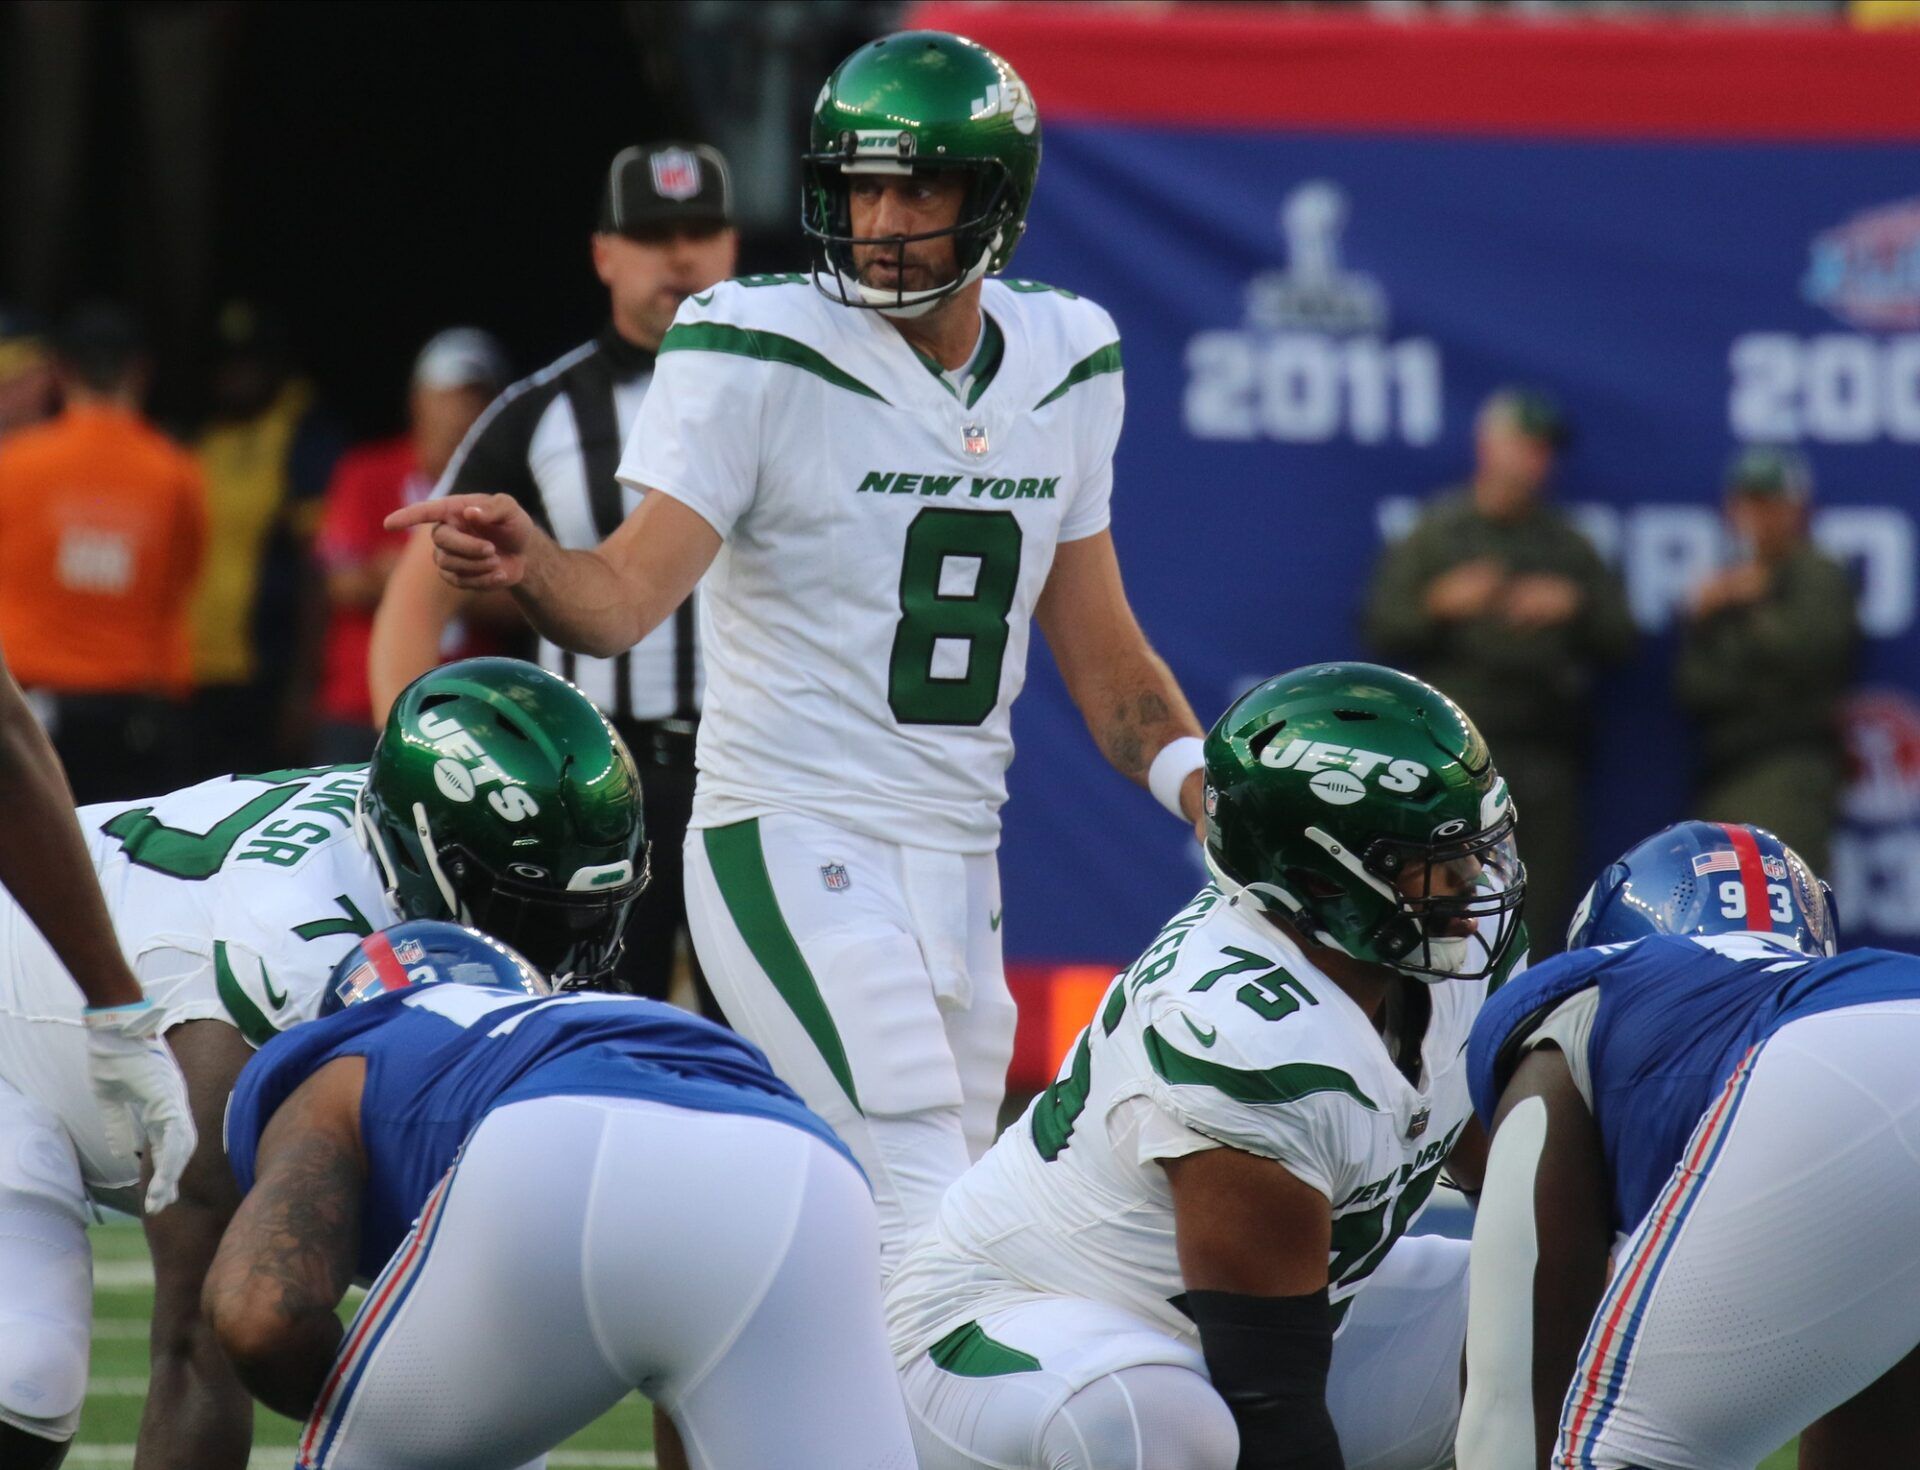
[1364,386,1634,954]
[1675,446,1857,872]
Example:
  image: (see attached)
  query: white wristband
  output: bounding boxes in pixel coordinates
[1147,736,1207,819]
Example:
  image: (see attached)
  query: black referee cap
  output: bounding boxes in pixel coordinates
[598,143,733,238]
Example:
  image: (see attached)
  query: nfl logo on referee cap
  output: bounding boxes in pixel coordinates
[651,147,702,201]
[963,424,989,456]
[821,862,851,892]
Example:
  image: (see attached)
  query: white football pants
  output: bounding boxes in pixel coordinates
[1555,999,1920,1470]
[685,813,1014,1274]
[0,1077,91,1443]
[298,1094,916,1470]
[899,1232,1470,1470]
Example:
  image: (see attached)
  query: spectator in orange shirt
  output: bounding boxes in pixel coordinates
[0,304,206,802]
[312,327,509,763]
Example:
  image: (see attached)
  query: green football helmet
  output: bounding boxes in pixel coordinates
[357,658,647,988]
[1203,663,1525,982]
[803,30,1041,317]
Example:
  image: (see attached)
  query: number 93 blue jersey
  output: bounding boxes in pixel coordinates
[1467,935,1920,1234]
[225,985,856,1278]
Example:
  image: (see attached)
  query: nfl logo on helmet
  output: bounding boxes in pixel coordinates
[651,148,702,201]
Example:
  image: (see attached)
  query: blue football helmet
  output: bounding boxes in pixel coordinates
[1566,820,1838,958]
[321,919,552,1016]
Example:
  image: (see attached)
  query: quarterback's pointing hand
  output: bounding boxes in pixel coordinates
[386,494,537,590]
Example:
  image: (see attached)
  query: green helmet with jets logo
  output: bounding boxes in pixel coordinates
[357,658,647,988]
[803,30,1041,317]
[1203,662,1525,982]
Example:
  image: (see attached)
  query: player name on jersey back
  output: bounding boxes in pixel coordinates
[79,764,399,1043]
[619,278,1125,853]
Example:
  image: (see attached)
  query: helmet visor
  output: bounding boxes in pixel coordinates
[454,848,648,988]
[1365,817,1527,981]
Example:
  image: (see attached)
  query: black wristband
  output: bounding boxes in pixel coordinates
[1188,1288,1344,1470]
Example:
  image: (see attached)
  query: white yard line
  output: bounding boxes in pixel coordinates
[92,1259,156,1291]
[67,1450,654,1468]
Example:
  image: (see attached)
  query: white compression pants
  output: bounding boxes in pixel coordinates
[297,1094,916,1470]
[899,1232,1470,1470]
[1555,999,1920,1470]
[685,813,1015,1274]
[0,1078,91,1443]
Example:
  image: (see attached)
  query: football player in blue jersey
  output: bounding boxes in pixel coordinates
[1455,820,1920,1470]
[204,920,915,1470]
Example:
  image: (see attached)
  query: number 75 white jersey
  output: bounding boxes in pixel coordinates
[886,885,1510,1364]
[618,277,1124,854]
[0,765,398,1198]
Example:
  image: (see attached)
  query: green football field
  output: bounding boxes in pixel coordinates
[76,1218,1798,1470]
[77,1221,654,1468]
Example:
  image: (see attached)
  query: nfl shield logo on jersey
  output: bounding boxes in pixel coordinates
[1407,1106,1430,1140]
[962,424,989,456]
[651,148,702,201]
[821,863,851,892]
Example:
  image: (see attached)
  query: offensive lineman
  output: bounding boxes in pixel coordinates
[1458,822,1920,1470]
[0,657,644,1468]
[208,920,917,1470]
[885,664,1528,1470]
[392,31,1210,1270]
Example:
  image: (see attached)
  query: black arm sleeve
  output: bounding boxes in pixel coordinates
[1188,1288,1344,1470]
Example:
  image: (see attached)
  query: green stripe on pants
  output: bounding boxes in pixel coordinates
[703,820,862,1112]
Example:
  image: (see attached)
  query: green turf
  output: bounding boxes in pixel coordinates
[79,1220,653,1468]
[79,1219,1803,1470]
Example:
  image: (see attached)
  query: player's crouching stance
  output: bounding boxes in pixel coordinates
[206,920,917,1470]
[886,663,1528,1470]
[0,657,644,1468]
[1458,821,1920,1470]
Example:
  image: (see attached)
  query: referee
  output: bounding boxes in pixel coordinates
[369,142,737,1014]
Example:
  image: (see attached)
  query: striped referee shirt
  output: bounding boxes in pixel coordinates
[433,326,699,724]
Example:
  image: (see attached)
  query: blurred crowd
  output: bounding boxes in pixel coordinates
[0,298,521,803]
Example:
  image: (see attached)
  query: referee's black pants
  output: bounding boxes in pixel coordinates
[613,724,723,1023]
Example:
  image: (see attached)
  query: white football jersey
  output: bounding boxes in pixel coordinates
[24,766,396,1043]
[618,276,1123,853]
[886,885,1519,1364]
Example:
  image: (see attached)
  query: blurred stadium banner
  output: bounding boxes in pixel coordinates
[904,2,1920,1085]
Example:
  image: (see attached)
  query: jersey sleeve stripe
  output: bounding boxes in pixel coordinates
[702,820,862,1112]
[658,321,889,403]
[1033,341,1122,410]
[214,941,280,1048]
[1143,1027,1379,1110]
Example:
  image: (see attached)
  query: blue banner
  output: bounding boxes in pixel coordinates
[999,126,1920,961]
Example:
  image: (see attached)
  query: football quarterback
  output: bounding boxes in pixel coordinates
[393,30,1209,1275]
[0,658,643,1468]
[886,663,1527,1470]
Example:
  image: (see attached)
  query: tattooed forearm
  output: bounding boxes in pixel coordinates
[1091,651,1202,784]
[205,1125,363,1419]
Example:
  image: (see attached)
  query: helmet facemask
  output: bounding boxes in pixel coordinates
[1354,812,1526,982]
[802,145,1020,318]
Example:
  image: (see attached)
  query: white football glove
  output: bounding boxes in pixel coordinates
[83,999,197,1214]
